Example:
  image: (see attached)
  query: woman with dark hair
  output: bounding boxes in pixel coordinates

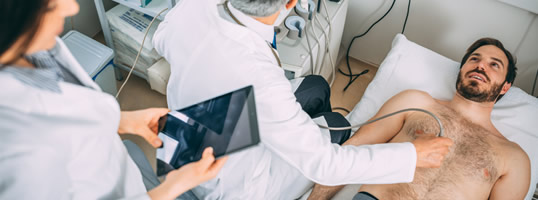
[0,0,226,199]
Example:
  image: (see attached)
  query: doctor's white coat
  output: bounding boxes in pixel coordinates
[153,0,418,199]
[0,39,149,199]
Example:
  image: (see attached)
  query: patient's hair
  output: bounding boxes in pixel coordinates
[0,0,50,66]
[460,38,517,85]
[230,0,287,17]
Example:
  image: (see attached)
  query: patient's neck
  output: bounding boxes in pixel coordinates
[448,93,495,126]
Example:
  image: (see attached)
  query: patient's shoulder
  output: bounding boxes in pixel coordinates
[499,139,529,165]
[397,89,433,97]
[389,89,436,106]
[484,130,529,172]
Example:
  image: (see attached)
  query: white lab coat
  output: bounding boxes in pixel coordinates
[153,0,417,199]
[0,38,149,200]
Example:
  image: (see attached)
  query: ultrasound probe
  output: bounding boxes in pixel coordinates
[317,108,445,137]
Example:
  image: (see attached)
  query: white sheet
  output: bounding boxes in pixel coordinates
[341,34,538,199]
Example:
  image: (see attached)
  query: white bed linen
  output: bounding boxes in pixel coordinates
[336,34,538,199]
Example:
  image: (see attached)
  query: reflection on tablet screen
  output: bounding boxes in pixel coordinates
[157,86,259,169]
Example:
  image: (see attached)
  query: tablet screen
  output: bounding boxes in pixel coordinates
[157,86,260,168]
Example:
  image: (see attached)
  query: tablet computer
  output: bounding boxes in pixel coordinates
[156,86,260,169]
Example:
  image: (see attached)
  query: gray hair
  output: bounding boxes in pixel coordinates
[229,0,287,17]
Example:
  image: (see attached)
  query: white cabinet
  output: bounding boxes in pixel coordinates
[94,0,176,80]
[276,0,349,80]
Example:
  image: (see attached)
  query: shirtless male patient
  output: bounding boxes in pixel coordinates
[309,38,531,200]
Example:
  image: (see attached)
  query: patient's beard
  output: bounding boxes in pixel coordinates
[456,71,504,103]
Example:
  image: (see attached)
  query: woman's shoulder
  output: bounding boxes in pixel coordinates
[0,72,43,112]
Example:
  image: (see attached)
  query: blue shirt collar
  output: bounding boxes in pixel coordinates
[1,44,66,93]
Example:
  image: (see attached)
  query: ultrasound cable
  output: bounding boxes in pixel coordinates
[317,108,444,137]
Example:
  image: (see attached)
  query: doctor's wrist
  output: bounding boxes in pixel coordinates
[148,180,187,200]
[117,111,132,134]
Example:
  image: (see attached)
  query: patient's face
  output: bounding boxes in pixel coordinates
[456,45,509,102]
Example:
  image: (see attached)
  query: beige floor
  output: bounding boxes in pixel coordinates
[115,70,168,110]
[115,70,167,172]
[92,32,169,110]
[330,58,378,116]
[93,32,165,171]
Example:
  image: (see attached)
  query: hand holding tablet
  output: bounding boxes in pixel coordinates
[157,86,261,169]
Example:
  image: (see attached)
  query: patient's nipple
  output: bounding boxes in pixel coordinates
[483,168,490,178]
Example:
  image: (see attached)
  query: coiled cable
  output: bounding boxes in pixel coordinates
[317,108,444,137]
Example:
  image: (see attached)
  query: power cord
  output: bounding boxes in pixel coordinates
[320,0,336,86]
[340,0,395,91]
[309,21,324,75]
[311,0,337,84]
[305,1,332,78]
[313,15,335,85]
[340,0,411,92]
[402,0,411,34]
[304,22,316,75]
[317,108,444,137]
[332,106,351,114]
[305,0,336,86]
[115,8,168,98]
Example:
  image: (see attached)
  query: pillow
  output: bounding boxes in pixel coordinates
[345,34,538,199]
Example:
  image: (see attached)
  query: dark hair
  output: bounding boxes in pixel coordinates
[460,38,517,84]
[0,0,50,66]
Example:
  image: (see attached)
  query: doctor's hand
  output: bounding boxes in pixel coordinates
[148,147,228,200]
[412,135,453,168]
[118,108,170,148]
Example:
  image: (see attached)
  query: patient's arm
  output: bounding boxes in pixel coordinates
[489,146,531,200]
[308,90,423,200]
[308,90,453,200]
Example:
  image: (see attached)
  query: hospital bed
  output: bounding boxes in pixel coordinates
[302,34,538,199]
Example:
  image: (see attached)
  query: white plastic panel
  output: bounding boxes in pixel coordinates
[343,0,536,66]
[277,0,349,79]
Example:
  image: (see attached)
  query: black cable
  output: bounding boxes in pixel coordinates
[341,0,412,91]
[402,0,411,34]
[341,0,396,91]
[318,108,444,137]
[338,68,369,91]
[332,107,351,114]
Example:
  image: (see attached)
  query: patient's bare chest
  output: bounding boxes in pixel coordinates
[394,108,500,198]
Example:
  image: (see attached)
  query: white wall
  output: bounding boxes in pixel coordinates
[512,15,538,96]
[62,0,117,37]
[342,0,538,94]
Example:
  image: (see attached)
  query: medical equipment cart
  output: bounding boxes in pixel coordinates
[94,0,177,80]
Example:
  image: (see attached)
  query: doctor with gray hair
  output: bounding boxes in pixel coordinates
[153,0,453,199]
[230,0,287,17]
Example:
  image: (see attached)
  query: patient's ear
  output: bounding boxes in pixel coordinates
[286,0,298,10]
[500,82,512,95]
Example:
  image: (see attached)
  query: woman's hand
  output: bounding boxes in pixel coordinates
[118,108,169,148]
[148,147,228,200]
